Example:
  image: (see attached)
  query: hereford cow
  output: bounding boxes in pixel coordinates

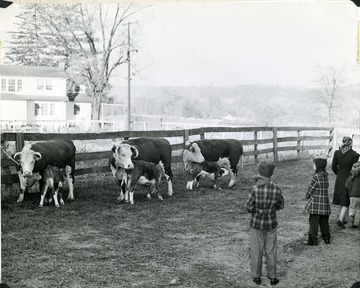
[183,153,231,190]
[39,165,66,208]
[112,159,165,205]
[13,139,76,203]
[183,139,243,188]
[110,137,173,196]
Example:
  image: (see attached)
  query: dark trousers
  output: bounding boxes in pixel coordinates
[308,214,330,244]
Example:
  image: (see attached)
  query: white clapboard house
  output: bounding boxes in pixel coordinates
[0,65,92,132]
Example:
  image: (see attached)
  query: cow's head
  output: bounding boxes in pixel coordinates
[182,142,205,163]
[112,143,139,169]
[13,149,43,177]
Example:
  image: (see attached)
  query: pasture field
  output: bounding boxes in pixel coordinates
[1,159,359,288]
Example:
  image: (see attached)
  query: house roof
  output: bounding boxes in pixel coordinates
[0,93,92,103]
[0,65,66,78]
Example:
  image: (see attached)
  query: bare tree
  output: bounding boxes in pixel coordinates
[314,66,342,125]
[6,3,146,120]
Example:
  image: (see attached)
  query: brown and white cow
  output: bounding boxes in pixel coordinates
[13,139,76,203]
[183,139,243,188]
[110,137,173,196]
[39,165,67,208]
[113,160,165,205]
[183,154,231,190]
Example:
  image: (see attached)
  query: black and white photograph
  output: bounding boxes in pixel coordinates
[1,0,360,287]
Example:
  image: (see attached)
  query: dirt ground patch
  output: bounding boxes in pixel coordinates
[1,159,359,288]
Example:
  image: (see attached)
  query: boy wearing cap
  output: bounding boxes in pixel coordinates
[245,161,284,286]
[345,161,360,228]
[305,157,331,245]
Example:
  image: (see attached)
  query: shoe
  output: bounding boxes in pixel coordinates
[336,220,345,229]
[270,278,279,285]
[306,239,318,246]
[253,277,261,285]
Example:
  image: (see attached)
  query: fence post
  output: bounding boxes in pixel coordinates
[15,133,25,152]
[254,130,258,163]
[200,128,205,140]
[184,129,189,146]
[273,127,278,163]
[297,130,301,158]
[328,128,335,158]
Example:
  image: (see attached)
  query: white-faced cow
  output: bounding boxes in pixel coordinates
[183,139,243,188]
[39,165,67,208]
[113,160,165,205]
[13,139,76,203]
[183,153,231,190]
[110,137,173,196]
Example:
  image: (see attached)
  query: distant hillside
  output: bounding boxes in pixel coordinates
[109,84,360,127]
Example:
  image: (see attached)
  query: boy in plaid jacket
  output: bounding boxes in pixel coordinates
[305,157,331,245]
[245,161,284,286]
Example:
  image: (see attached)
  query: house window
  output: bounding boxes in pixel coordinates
[17,80,22,92]
[37,79,44,90]
[46,79,52,90]
[74,104,81,115]
[8,79,15,92]
[34,103,40,116]
[1,79,6,92]
[34,103,55,117]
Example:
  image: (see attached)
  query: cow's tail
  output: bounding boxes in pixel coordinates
[217,157,231,172]
[157,161,166,177]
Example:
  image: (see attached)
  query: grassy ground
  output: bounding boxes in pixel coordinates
[2,159,359,288]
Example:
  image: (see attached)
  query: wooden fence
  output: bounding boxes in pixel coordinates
[1,126,334,194]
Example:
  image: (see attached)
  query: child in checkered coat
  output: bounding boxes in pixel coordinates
[245,161,284,286]
[345,161,360,228]
[305,157,331,245]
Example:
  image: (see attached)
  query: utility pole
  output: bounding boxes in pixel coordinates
[125,22,138,131]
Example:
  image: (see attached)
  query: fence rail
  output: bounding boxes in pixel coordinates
[1,126,334,191]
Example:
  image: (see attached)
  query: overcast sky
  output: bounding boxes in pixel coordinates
[1,1,359,88]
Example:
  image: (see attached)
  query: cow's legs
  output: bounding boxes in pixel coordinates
[164,173,173,196]
[124,190,129,203]
[129,190,134,205]
[52,188,61,208]
[16,172,28,203]
[154,184,163,201]
[186,181,192,190]
[39,183,50,208]
[65,165,74,200]
[228,169,237,187]
[58,185,65,206]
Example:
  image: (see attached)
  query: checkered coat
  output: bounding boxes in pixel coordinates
[305,172,331,215]
[246,181,285,230]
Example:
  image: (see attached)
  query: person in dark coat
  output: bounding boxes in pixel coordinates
[332,136,359,228]
[345,161,360,228]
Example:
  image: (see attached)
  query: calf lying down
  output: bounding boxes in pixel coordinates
[114,160,165,205]
[39,165,68,208]
[185,158,231,190]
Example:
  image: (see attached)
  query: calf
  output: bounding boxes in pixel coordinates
[112,138,173,196]
[183,139,243,188]
[183,153,231,190]
[114,160,165,205]
[39,165,66,208]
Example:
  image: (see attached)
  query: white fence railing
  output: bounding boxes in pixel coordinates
[0,120,125,133]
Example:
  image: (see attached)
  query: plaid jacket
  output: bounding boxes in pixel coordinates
[305,172,331,215]
[245,181,285,230]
